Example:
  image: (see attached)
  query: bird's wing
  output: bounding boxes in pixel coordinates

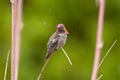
[47,32,56,48]
[46,34,60,59]
[47,33,60,49]
[46,33,67,59]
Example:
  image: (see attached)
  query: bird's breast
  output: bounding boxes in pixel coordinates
[58,33,67,39]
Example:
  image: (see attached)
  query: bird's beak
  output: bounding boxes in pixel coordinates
[64,28,69,35]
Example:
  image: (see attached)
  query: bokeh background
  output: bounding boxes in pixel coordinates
[0,0,120,80]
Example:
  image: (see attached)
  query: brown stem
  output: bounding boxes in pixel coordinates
[11,0,23,80]
[91,0,105,80]
[11,0,18,79]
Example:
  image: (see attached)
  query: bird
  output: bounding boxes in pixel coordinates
[37,24,69,80]
[45,24,69,60]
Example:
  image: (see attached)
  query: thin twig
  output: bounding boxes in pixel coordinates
[97,39,117,70]
[37,58,50,80]
[61,47,72,66]
[37,47,72,80]
[4,50,10,80]
[96,40,117,80]
[91,0,105,80]
[97,74,103,80]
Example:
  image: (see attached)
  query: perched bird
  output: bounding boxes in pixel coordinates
[37,24,69,80]
[45,24,69,60]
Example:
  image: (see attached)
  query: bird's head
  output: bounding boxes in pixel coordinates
[56,24,69,35]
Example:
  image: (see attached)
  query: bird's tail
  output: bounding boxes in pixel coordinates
[45,48,56,60]
[45,52,51,60]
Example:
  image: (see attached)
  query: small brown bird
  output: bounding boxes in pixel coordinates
[37,24,69,80]
[46,24,69,60]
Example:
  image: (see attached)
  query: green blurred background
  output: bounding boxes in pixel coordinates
[0,0,120,80]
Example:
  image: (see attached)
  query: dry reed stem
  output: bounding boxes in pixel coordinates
[11,0,18,79]
[91,0,105,80]
[11,0,23,80]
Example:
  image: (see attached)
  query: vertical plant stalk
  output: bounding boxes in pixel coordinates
[11,0,18,79]
[15,0,23,79]
[91,0,105,80]
[4,50,10,80]
[11,0,23,80]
